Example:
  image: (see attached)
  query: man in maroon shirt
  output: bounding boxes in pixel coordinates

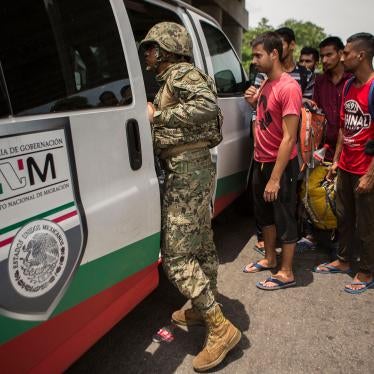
[308,37,352,256]
[314,33,374,294]
[313,37,352,162]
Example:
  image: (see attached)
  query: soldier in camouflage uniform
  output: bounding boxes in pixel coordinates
[140,22,241,371]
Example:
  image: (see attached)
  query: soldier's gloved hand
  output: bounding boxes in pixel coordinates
[147,102,156,123]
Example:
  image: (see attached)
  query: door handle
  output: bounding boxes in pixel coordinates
[126,119,142,170]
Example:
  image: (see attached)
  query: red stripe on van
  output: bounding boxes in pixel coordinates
[52,210,77,224]
[0,261,159,373]
[0,236,13,248]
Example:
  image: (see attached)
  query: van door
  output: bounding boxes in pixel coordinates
[0,0,160,367]
[185,12,252,215]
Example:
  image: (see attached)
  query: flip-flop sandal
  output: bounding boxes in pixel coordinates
[243,261,275,273]
[313,263,351,274]
[253,246,282,257]
[256,277,296,290]
[296,238,316,253]
[253,245,265,256]
[344,280,374,294]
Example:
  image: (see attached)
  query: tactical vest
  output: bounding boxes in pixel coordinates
[153,63,222,152]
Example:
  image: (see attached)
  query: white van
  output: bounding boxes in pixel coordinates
[0,0,251,371]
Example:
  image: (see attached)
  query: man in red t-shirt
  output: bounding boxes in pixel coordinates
[244,32,302,290]
[314,33,374,294]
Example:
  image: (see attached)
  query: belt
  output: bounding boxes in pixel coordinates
[159,141,209,159]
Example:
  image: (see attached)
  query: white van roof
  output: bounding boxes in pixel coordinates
[160,0,220,27]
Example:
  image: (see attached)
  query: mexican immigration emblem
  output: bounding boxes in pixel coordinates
[0,124,85,321]
[9,221,68,298]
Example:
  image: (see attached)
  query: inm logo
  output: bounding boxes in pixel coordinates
[27,153,56,185]
[0,153,56,195]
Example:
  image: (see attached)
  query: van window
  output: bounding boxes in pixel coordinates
[200,21,246,96]
[124,0,183,101]
[0,0,132,116]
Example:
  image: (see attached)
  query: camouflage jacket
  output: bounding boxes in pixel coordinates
[152,62,222,151]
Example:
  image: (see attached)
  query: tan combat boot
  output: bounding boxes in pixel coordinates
[192,304,241,372]
[171,289,218,327]
[171,307,205,327]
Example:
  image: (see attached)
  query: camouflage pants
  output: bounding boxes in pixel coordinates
[161,148,218,312]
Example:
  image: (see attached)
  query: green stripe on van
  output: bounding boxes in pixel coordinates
[0,231,160,344]
[0,201,75,235]
[215,170,248,199]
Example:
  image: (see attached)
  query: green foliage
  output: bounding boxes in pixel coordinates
[242,18,327,73]
[242,18,273,72]
[282,19,327,58]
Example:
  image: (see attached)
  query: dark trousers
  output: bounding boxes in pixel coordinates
[253,158,299,244]
[256,222,263,241]
[336,169,374,273]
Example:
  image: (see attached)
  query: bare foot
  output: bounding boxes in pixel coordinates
[315,259,350,273]
[255,240,264,249]
[258,270,295,288]
[243,258,276,273]
[345,272,373,291]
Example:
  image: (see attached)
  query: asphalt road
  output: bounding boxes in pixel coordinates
[68,202,374,374]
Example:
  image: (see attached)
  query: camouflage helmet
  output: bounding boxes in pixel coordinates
[140,22,193,57]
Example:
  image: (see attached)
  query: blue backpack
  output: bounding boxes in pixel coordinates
[343,77,374,119]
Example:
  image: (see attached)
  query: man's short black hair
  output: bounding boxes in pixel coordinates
[275,27,296,44]
[300,46,319,62]
[319,36,344,51]
[347,32,374,61]
[251,31,283,59]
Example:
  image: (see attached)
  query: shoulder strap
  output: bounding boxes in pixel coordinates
[369,80,374,120]
[343,76,355,99]
[298,65,308,94]
[343,77,374,119]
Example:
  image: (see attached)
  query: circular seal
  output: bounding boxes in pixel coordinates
[8,220,69,298]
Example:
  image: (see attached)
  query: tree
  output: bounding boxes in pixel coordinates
[242,18,327,74]
[282,19,327,58]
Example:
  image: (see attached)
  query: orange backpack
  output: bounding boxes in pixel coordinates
[299,101,327,171]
